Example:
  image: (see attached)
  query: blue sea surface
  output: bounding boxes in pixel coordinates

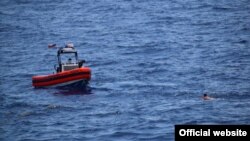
[1,0,250,140]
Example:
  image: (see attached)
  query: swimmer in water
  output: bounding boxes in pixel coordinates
[203,93,214,100]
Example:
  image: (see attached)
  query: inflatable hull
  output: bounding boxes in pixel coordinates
[32,67,91,88]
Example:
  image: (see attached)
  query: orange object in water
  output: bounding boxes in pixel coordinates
[32,68,91,88]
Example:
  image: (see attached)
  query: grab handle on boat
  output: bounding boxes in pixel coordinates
[78,60,85,68]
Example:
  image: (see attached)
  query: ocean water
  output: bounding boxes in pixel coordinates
[0,0,250,140]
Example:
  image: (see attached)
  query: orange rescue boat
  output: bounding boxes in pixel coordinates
[32,43,91,88]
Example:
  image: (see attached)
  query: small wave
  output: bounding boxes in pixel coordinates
[234,39,248,44]
[5,102,32,109]
[212,6,234,11]
[18,111,34,117]
[46,104,60,109]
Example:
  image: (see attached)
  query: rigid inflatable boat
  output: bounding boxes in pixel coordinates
[32,43,91,88]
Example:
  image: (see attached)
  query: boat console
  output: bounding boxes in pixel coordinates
[56,44,85,73]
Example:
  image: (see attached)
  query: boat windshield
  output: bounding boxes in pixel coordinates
[60,53,77,64]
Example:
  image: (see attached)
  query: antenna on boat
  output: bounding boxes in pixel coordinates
[48,43,57,48]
